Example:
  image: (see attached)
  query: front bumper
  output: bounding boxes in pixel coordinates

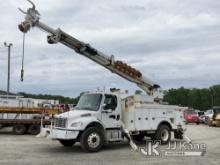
[38,128,79,140]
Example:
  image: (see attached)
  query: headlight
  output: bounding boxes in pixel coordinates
[71,122,83,128]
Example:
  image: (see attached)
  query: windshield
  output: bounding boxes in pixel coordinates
[75,94,102,111]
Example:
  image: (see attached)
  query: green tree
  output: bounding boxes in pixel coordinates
[163,85,220,110]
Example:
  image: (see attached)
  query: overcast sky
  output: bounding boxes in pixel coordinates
[0,0,220,97]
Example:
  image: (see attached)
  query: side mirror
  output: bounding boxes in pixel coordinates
[102,104,107,110]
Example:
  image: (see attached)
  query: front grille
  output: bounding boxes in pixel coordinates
[53,118,66,128]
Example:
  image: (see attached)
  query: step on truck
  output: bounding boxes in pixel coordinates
[17,0,187,152]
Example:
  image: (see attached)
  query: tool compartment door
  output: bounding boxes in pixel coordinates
[134,108,152,131]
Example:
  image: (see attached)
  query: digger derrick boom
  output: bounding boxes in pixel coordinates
[18,0,161,98]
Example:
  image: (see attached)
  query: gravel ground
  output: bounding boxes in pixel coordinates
[0,124,219,165]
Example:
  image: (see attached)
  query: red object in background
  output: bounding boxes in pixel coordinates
[184,110,200,124]
[55,104,70,113]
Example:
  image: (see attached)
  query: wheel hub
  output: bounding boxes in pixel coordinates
[161,129,169,141]
[88,133,100,149]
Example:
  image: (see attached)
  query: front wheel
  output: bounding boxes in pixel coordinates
[155,125,171,145]
[80,127,104,152]
[59,140,75,147]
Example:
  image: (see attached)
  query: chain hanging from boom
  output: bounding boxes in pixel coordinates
[21,32,25,82]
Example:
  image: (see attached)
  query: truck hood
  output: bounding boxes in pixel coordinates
[55,110,96,120]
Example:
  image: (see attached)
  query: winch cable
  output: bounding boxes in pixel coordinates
[20,32,25,82]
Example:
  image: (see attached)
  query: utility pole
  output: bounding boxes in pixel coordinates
[4,42,13,98]
[210,88,214,109]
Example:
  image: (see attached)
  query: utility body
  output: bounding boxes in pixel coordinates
[18,0,187,152]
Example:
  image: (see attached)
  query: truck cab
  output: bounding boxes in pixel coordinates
[41,92,124,151]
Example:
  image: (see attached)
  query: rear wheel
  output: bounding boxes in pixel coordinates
[13,125,27,135]
[155,125,171,144]
[29,125,41,135]
[80,127,104,152]
[59,140,76,147]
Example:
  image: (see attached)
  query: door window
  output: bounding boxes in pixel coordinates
[104,95,117,110]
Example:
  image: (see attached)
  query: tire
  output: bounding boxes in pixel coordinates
[196,122,200,125]
[59,140,76,147]
[155,125,171,145]
[80,127,104,152]
[29,125,41,135]
[13,125,27,135]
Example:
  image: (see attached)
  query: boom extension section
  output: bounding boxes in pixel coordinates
[18,0,161,98]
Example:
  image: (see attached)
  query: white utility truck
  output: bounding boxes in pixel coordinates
[18,0,187,152]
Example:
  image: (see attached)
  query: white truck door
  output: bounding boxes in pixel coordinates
[101,94,121,129]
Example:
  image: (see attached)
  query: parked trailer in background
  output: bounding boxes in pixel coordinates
[0,95,60,135]
[0,106,60,135]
